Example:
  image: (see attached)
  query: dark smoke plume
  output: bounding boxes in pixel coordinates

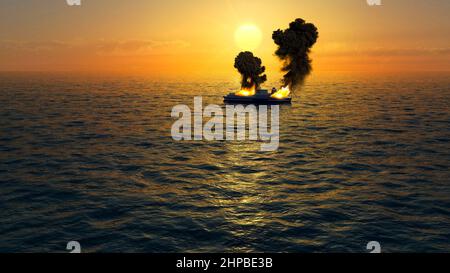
[234,51,267,89]
[273,18,319,90]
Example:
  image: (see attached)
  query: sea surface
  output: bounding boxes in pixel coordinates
[0,73,449,253]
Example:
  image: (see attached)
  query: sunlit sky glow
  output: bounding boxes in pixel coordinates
[235,25,263,51]
[0,0,449,79]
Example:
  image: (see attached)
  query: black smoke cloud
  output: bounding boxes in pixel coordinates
[234,51,267,89]
[273,18,319,90]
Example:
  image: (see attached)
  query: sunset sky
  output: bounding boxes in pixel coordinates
[1,0,449,79]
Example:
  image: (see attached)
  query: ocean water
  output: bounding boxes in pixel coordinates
[0,73,449,253]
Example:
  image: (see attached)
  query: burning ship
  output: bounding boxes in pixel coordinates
[224,86,292,104]
[227,18,318,105]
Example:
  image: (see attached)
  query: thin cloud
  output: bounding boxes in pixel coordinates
[0,39,191,56]
[317,43,450,57]
[95,40,191,56]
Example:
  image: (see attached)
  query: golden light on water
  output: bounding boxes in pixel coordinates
[234,24,263,51]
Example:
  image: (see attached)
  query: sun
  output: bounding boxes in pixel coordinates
[234,24,263,51]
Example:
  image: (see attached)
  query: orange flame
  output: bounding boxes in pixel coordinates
[271,86,291,99]
[235,85,256,97]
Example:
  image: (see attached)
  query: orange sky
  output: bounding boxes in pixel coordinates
[0,0,449,79]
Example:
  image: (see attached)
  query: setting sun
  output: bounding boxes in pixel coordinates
[234,24,263,51]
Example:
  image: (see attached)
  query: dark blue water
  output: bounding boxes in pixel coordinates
[0,73,449,252]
